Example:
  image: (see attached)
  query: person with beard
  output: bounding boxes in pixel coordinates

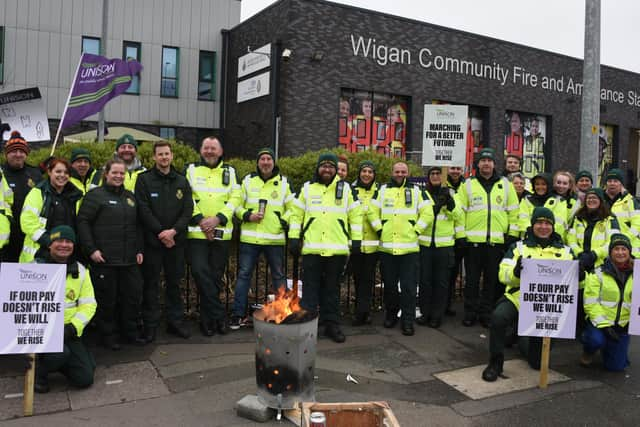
[114,134,146,192]
[289,153,362,343]
[482,207,577,382]
[581,233,634,371]
[350,160,379,326]
[230,148,295,330]
[457,148,520,328]
[1,130,43,261]
[518,173,568,240]
[69,148,103,195]
[185,137,242,337]
[19,159,83,263]
[416,166,462,328]
[369,161,434,336]
[33,226,97,393]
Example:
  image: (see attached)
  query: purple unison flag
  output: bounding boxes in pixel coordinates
[59,53,142,130]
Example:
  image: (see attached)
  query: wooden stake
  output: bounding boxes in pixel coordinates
[539,337,551,389]
[23,353,35,416]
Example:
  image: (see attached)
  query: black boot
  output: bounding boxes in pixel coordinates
[167,321,191,339]
[143,327,157,344]
[325,323,346,343]
[383,311,398,328]
[482,353,504,382]
[352,312,371,327]
[34,373,50,394]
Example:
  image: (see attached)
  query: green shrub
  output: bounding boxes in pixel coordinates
[21,143,422,192]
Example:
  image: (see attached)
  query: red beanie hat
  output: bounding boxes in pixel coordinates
[4,131,30,155]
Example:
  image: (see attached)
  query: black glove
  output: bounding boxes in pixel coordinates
[64,323,77,341]
[455,238,466,250]
[513,257,523,278]
[505,235,519,248]
[288,238,300,256]
[603,326,620,342]
[445,192,456,211]
[578,251,597,271]
[351,240,361,255]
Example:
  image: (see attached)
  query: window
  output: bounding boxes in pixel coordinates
[0,27,4,84]
[123,41,141,94]
[198,51,216,101]
[160,127,176,140]
[161,46,179,97]
[82,36,101,55]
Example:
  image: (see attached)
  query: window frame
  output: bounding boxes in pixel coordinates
[159,127,176,140]
[161,46,180,98]
[198,50,216,101]
[123,41,141,95]
[81,36,101,55]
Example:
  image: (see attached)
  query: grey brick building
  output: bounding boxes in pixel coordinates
[222,0,640,188]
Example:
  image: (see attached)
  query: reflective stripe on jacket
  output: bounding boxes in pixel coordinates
[584,260,633,328]
[289,176,362,256]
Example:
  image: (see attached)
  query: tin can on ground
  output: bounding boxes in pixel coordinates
[309,411,326,427]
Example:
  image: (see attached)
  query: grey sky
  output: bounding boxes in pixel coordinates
[241,0,640,73]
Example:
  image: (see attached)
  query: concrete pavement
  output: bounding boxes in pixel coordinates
[2,303,640,425]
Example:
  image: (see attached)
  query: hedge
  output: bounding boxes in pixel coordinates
[15,143,423,192]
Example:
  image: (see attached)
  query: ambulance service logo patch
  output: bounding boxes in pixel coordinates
[176,189,183,200]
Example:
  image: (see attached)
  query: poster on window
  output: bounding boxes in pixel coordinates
[338,89,409,158]
[504,111,548,178]
[421,104,467,167]
[598,124,616,187]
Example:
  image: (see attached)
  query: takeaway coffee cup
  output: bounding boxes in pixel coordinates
[258,199,268,215]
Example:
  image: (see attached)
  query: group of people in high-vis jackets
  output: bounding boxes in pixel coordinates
[1,131,638,393]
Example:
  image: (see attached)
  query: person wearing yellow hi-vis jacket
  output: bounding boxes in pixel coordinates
[416,166,463,329]
[288,152,362,343]
[457,148,520,328]
[185,137,242,337]
[350,160,380,326]
[482,207,577,382]
[368,161,434,336]
[0,168,12,260]
[229,148,296,330]
[518,173,569,239]
[34,226,97,394]
[20,159,83,263]
[581,233,634,371]
[603,168,640,256]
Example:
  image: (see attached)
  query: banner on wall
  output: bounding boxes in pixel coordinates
[518,259,579,339]
[421,104,468,166]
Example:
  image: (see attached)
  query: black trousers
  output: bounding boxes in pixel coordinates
[464,243,504,320]
[91,264,143,339]
[39,338,95,388]
[188,239,229,325]
[447,245,466,309]
[141,244,186,328]
[301,254,346,324]
[419,246,454,321]
[380,252,419,324]
[351,252,378,315]
[489,296,542,369]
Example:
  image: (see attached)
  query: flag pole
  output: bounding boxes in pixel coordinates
[50,54,85,156]
[97,0,109,143]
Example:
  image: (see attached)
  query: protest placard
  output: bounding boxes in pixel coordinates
[629,260,640,335]
[0,263,66,354]
[518,258,579,339]
[421,104,468,166]
[0,87,50,142]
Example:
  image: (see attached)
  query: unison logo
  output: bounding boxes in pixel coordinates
[19,269,48,282]
[80,63,116,78]
[536,264,561,276]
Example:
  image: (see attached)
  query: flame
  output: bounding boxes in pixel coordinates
[254,286,302,324]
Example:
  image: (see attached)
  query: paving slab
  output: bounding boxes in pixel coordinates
[157,353,255,378]
[434,359,571,400]
[315,355,407,384]
[0,375,69,421]
[164,361,256,393]
[150,342,255,366]
[68,361,169,410]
